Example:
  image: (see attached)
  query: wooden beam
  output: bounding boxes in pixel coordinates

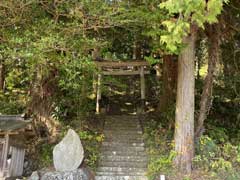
[94,61,149,67]
[0,132,19,135]
[102,70,150,76]
[140,66,146,112]
[0,131,34,136]
[0,115,24,121]
[140,67,146,100]
[92,74,97,95]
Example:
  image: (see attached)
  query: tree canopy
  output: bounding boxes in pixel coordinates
[0,0,239,179]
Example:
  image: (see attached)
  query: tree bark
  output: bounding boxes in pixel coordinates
[174,25,197,174]
[0,59,5,91]
[158,55,178,112]
[195,24,220,138]
[28,65,60,141]
[133,40,142,60]
[196,55,201,80]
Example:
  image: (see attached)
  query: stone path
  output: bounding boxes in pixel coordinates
[96,115,148,180]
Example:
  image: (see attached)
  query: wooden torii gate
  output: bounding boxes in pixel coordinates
[94,61,150,114]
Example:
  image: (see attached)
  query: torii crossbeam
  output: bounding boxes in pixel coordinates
[94,61,150,114]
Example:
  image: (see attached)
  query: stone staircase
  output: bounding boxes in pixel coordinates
[96,115,148,180]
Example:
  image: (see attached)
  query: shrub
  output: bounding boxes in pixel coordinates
[38,144,54,168]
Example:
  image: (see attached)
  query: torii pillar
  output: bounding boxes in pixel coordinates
[140,66,146,112]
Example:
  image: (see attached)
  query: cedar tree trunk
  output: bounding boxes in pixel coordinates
[174,25,197,174]
[159,55,178,112]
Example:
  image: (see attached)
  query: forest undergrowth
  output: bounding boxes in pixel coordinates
[144,83,240,180]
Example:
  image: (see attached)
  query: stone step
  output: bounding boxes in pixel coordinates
[104,137,144,142]
[102,142,145,147]
[103,138,144,143]
[101,150,147,157]
[105,123,140,127]
[95,175,148,180]
[96,169,146,176]
[103,130,143,136]
[99,155,148,162]
[105,121,139,124]
[106,119,139,122]
[105,118,139,122]
[103,134,144,140]
[97,167,147,173]
[104,124,142,131]
[98,161,147,168]
[106,120,139,123]
[105,115,138,119]
[104,125,141,129]
[103,138,144,144]
[100,146,145,152]
[97,115,147,180]
[103,135,143,139]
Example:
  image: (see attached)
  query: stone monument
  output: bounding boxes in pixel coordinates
[53,129,84,171]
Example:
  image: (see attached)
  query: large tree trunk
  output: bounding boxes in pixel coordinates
[195,24,220,138]
[174,25,197,174]
[28,66,60,141]
[0,59,5,91]
[158,55,178,112]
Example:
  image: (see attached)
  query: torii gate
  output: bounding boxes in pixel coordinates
[94,61,150,114]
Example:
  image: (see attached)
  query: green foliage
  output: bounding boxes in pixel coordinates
[160,0,227,52]
[0,91,26,114]
[55,57,96,120]
[144,107,176,179]
[78,130,104,169]
[0,0,239,176]
[147,150,176,180]
[194,136,221,169]
[160,20,189,53]
[194,135,240,179]
[160,105,176,129]
[145,56,161,65]
[207,125,229,143]
[38,144,54,168]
